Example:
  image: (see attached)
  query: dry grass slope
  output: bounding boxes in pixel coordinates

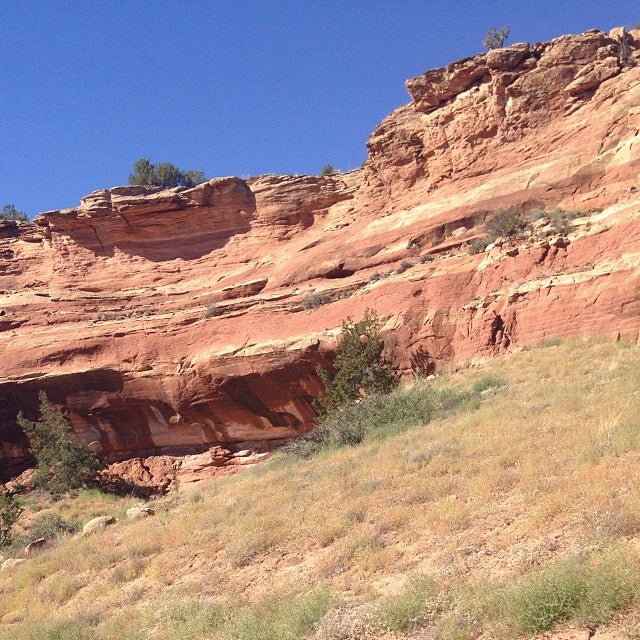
[1,339,640,639]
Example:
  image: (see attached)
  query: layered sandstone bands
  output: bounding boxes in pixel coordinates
[1,29,640,477]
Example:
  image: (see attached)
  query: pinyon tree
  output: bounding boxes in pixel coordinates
[128,158,207,188]
[17,392,101,495]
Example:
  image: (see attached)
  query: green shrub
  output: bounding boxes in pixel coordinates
[368,272,381,283]
[378,578,434,631]
[483,26,510,50]
[546,207,581,235]
[128,158,207,188]
[396,260,415,274]
[319,164,339,176]
[504,550,639,634]
[28,512,79,541]
[0,204,28,222]
[472,375,506,394]
[314,310,398,418]
[17,392,102,495]
[469,238,489,254]
[485,208,522,239]
[505,560,587,634]
[289,381,472,459]
[302,292,331,310]
[539,337,564,348]
[204,304,223,318]
[0,491,22,547]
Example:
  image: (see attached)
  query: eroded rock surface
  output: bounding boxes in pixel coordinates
[2,29,640,477]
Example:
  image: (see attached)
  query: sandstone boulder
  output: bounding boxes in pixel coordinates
[126,506,155,520]
[81,516,116,537]
[1,558,25,571]
[25,538,54,557]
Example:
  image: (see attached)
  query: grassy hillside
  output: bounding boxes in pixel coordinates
[1,339,640,639]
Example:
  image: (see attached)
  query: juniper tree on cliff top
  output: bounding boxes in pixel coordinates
[128,158,207,188]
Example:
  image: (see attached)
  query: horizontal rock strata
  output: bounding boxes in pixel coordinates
[2,29,640,477]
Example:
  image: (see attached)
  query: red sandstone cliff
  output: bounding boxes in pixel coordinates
[2,28,640,478]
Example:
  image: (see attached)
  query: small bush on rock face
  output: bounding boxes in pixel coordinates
[204,304,223,318]
[485,208,522,239]
[17,392,102,495]
[396,260,415,274]
[469,238,490,254]
[302,292,331,310]
[468,207,525,254]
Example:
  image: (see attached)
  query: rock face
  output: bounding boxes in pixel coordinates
[2,29,640,478]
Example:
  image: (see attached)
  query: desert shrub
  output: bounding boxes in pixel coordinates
[204,304,223,318]
[368,272,381,283]
[485,208,522,239]
[396,260,415,274]
[504,550,639,634]
[505,561,587,633]
[378,578,435,631]
[242,588,333,638]
[483,26,510,50]
[526,207,547,222]
[0,204,28,222]
[472,375,506,394]
[289,381,472,459]
[420,253,434,263]
[546,207,581,234]
[539,337,564,348]
[468,207,526,254]
[302,292,331,310]
[128,158,207,188]
[320,164,339,176]
[28,511,79,541]
[17,392,102,495]
[0,491,22,547]
[314,310,398,418]
[468,238,489,254]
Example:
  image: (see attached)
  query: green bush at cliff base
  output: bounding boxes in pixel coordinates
[17,392,102,496]
[289,381,475,459]
[0,491,22,548]
[313,310,398,419]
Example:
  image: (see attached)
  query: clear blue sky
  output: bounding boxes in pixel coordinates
[2,1,638,217]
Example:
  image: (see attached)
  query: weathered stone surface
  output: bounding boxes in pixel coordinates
[485,43,530,70]
[25,538,54,557]
[81,516,116,537]
[2,29,640,479]
[564,57,620,96]
[126,506,155,520]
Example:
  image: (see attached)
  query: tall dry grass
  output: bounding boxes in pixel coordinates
[1,338,640,639]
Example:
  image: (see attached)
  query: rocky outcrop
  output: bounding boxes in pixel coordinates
[2,29,640,478]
